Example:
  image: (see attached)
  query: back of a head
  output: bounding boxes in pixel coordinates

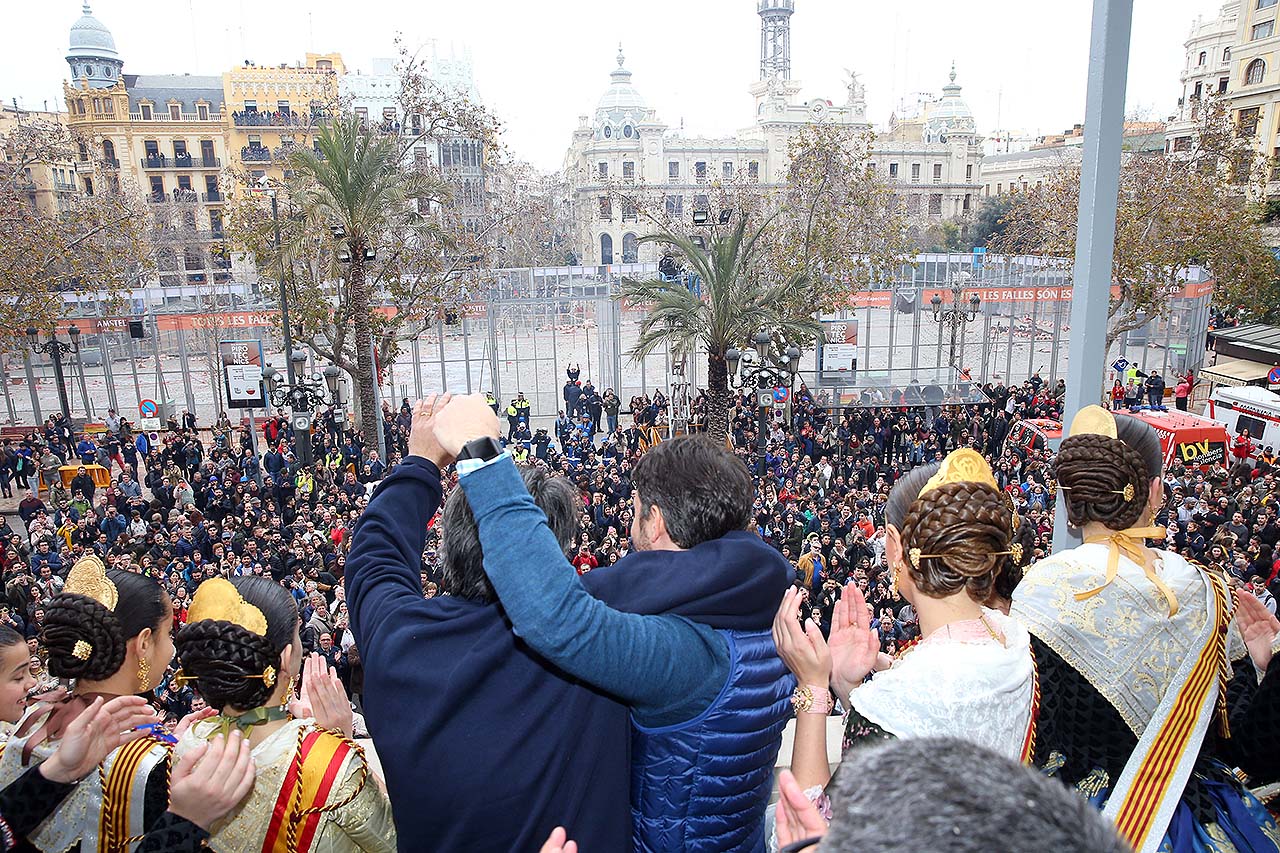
[440,465,581,602]
[1055,413,1163,530]
[884,462,941,531]
[43,565,168,682]
[631,436,752,548]
[176,576,298,711]
[821,737,1126,853]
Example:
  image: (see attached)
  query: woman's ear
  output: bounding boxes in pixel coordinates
[885,524,903,565]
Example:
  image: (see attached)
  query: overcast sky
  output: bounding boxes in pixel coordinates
[6,0,1225,170]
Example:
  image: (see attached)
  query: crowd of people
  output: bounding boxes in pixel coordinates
[0,353,1274,851]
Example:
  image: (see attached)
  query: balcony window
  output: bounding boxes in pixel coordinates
[599,197,612,219]
[929,194,943,215]
[965,164,973,181]
[622,200,637,222]
[665,195,683,216]
[963,193,971,212]
[668,161,679,180]
[243,100,257,113]
[169,104,181,120]
[622,161,635,180]
[278,100,291,115]
[749,161,759,180]
[911,163,921,181]
[1247,58,1267,84]
[598,162,608,179]
[722,161,734,178]
[197,104,208,121]
[695,161,707,181]
[1252,20,1274,40]
[1199,51,1207,65]
[907,194,921,213]
[889,162,898,178]
[1239,106,1261,136]
[932,163,943,183]
[140,104,152,121]
[1260,0,1277,9]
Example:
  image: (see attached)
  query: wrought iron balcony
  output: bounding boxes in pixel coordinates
[142,155,168,169]
[198,156,221,168]
[202,190,224,202]
[233,111,304,127]
[241,146,271,162]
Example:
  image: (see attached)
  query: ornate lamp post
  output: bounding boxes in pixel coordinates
[930,270,981,373]
[261,354,342,466]
[726,330,802,477]
[26,324,79,418]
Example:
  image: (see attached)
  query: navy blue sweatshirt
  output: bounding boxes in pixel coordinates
[344,457,631,853]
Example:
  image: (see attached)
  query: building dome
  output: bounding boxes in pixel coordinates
[925,64,977,140]
[594,47,647,141]
[67,2,122,89]
[69,2,119,59]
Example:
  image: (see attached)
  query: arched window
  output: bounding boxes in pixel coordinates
[600,233,614,265]
[102,139,115,161]
[623,124,633,138]
[1198,51,1207,65]
[622,232,639,264]
[1224,48,1231,62]
[1247,58,1266,84]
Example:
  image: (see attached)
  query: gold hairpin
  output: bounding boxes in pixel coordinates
[1056,482,1135,501]
[64,556,118,611]
[909,546,1017,570]
[1010,543,1024,565]
[72,640,93,660]
[186,578,268,636]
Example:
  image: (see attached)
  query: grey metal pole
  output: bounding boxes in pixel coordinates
[1052,0,1134,553]
[0,365,15,424]
[436,319,448,393]
[272,193,298,387]
[22,351,40,424]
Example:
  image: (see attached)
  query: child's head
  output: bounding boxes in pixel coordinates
[0,624,35,724]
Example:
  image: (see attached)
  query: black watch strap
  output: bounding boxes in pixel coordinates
[457,436,503,463]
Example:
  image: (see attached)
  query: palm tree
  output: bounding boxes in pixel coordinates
[288,114,425,446]
[621,216,822,446]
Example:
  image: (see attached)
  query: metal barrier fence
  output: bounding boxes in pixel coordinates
[3,255,1211,430]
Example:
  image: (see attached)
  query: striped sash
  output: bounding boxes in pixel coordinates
[261,730,351,853]
[1101,569,1233,853]
[96,738,170,853]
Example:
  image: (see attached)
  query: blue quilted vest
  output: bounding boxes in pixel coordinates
[630,628,796,852]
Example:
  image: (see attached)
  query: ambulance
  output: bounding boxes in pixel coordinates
[1205,385,1280,459]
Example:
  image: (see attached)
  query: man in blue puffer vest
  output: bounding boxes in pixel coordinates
[436,394,795,853]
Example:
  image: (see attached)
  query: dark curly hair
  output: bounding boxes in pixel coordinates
[176,576,299,711]
[1054,415,1162,531]
[42,570,170,682]
[899,481,1014,602]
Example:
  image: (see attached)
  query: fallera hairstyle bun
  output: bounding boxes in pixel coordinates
[898,480,1014,602]
[42,570,169,682]
[176,576,298,710]
[1054,415,1162,531]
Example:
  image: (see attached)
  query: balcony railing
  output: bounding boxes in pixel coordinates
[202,190,224,202]
[142,156,169,169]
[129,111,222,123]
[149,192,166,203]
[232,111,326,127]
[53,181,77,193]
[102,158,120,169]
[197,156,221,168]
[241,146,271,162]
[173,154,193,167]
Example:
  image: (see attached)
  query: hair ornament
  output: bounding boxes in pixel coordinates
[63,555,118,611]
[919,448,999,498]
[909,545,1018,570]
[1067,404,1119,439]
[186,578,268,636]
[72,640,93,661]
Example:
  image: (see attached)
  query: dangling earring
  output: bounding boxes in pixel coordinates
[137,658,151,692]
[281,675,298,710]
[890,563,900,598]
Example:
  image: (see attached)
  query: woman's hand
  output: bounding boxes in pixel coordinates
[174,705,217,739]
[772,587,832,686]
[1236,589,1279,673]
[828,582,882,703]
[167,730,256,830]
[39,696,157,783]
[290,654,354,738]
[774,769,828,850]
[538,827,578,853]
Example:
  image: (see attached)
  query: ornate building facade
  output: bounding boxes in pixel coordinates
[563,0,984,265]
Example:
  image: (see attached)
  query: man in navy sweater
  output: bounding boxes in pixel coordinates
[344,396,631,852]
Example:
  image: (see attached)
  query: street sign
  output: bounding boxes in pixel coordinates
[1268,366,1280,385]
[139,399,158,418]
[219,340,265,409]
[292,414,312,432]
[139,417,160,431]
[772,386,790,403]
[1111,358,1130,373]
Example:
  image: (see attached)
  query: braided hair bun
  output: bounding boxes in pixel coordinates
[176,576,299,711]
[899,481,1013,602]
[43,592,125,681]
[42,569,169,682]
[1054,415,1163,531]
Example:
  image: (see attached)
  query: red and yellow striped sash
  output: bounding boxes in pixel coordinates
[1020,652,1042,765]
[97,737,165,853]
[1111,571,1232,852]
[261,730,351,853]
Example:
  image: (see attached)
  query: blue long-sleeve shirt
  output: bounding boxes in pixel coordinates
[459,456,732,727]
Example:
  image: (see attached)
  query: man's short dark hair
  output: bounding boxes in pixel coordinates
[821,738,1125,853]
[439,466,580,603]
[631,436,753,548]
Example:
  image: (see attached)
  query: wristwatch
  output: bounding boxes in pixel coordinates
[791,684,833,715]
[456,436,503,463]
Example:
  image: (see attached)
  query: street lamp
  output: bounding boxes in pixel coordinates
[726,331,805,477]
[930,269,980,376]
[260,353,341,467]
[26,325,78,418]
